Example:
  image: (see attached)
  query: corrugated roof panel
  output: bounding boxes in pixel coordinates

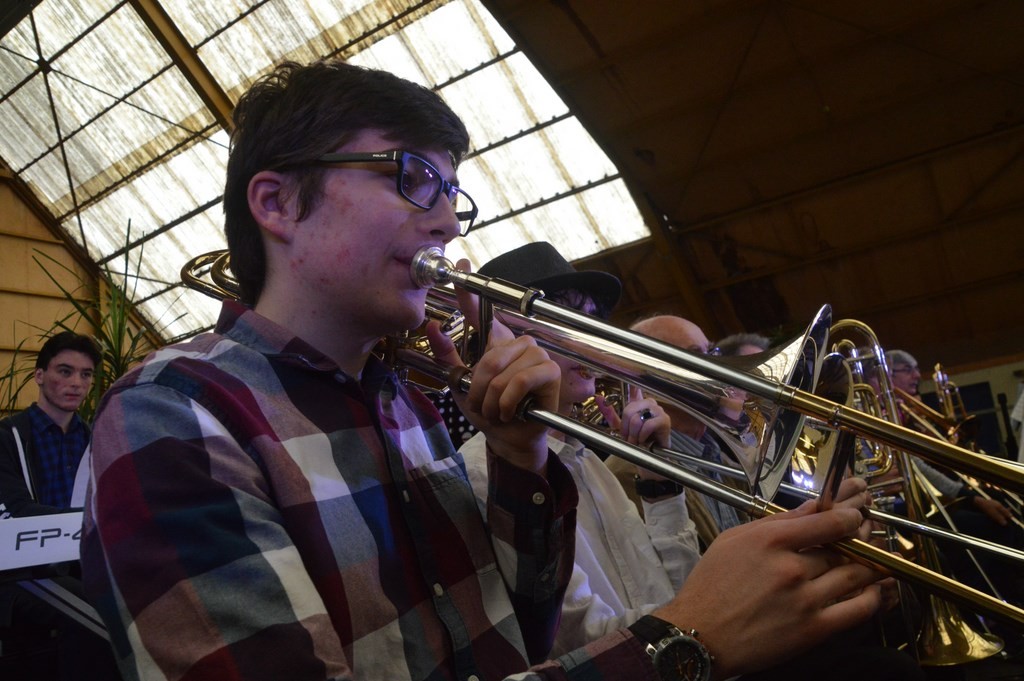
[71,197,149,264]
[193,0,424,96]
[448,177,647,267]
[122,233,225,333]
[1,0,112,60]
[34,70,123,144]
[456,118,617,221]
[101,209,227,331]
[564,180,649,251]
[157,209,229,261]
[438,54,569,151]
[420,0,516,67]
[0,79,59,169]
[13,148,72,210]
[137,284,222,340]
[54,6,171,99]
[158,0,258,47]
[0,36,39,91]
[132,278,222,337]
[348,36,426,85]
[125,68,219,132]
[543,118,620,185]
[373,2,494,84]
[36,106,198,220]
[68,138,227,260]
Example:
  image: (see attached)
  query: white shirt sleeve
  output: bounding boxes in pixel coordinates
[641,492,702,592]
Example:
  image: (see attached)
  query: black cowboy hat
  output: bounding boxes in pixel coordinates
[478,242,621,311]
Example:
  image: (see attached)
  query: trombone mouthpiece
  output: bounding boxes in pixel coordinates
[411,247,454,288]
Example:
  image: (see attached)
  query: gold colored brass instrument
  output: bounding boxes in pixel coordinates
[422,281,824,503]
[793,320,1003,663]
[791,319,901,495]
[831,319,900,482]
[180,248,1024,630]
[180,250,239,300]
[909,461,1004,664]
[933,364,982,450]
[934,364,970,425]
[898,376,1024,533]
[895,386,964,444]
[416,248,1023,490]
[572,377,625,428]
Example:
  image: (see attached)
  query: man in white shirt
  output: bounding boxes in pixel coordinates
[457,242,701,655]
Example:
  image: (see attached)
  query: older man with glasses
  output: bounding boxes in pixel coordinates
[886,349,922,397]
[884,350,1022,616]
[605,316,746,549]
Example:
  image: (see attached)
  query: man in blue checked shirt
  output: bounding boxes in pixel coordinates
[0,331,99,518]
[1,330,120,680]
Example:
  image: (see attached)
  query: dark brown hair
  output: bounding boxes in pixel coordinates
[36,331,101,370]
[224,60,470,304]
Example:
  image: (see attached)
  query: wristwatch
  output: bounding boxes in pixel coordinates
[628,615,713,681]
[634,475,684,499]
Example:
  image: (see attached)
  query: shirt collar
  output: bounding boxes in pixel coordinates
[28,403,87,434]
[214,300,398,395]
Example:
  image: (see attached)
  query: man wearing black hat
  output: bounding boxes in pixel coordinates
[456,243,904,681]
[460,242,702,656]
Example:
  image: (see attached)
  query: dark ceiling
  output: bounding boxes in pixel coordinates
[482,0,1024,371]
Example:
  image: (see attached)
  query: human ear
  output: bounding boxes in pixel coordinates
[34,367,44,386]
[248,170,298,243]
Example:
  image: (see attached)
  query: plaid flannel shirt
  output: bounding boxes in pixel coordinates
[82,301,650,681]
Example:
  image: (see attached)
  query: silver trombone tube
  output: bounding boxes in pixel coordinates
[425,283,824,502]
[412,247,1024,492]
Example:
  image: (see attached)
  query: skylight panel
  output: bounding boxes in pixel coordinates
[0,0,650,343]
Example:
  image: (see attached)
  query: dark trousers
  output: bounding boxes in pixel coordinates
[1,576,121,681]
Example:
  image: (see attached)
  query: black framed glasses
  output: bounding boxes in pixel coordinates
[312,150,478,235]
[891,364,919,374]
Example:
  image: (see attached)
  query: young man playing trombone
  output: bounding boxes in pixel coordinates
[82,59,892,681]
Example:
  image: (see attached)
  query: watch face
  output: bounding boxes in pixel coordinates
[653,635,711,681]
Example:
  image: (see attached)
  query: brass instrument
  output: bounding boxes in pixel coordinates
[898,379,1024,532]
[934,364,972,432]
[180,248,1024,631]
[789,320,1004,663]
[895,386,966,445]
[791,319,901,495]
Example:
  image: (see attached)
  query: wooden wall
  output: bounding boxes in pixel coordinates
[0,180,98,412]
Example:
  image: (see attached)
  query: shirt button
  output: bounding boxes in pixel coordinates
[433,583,443,597]
[468,676,480,681]
[531,492,545,505]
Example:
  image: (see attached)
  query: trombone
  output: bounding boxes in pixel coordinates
[410,247,1024,492]
[181,247,1024,630]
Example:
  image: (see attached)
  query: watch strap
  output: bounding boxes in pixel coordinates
[629,615,714,681]
[628,614,676,647]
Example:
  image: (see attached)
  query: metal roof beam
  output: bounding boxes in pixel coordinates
[129,0,235,133]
